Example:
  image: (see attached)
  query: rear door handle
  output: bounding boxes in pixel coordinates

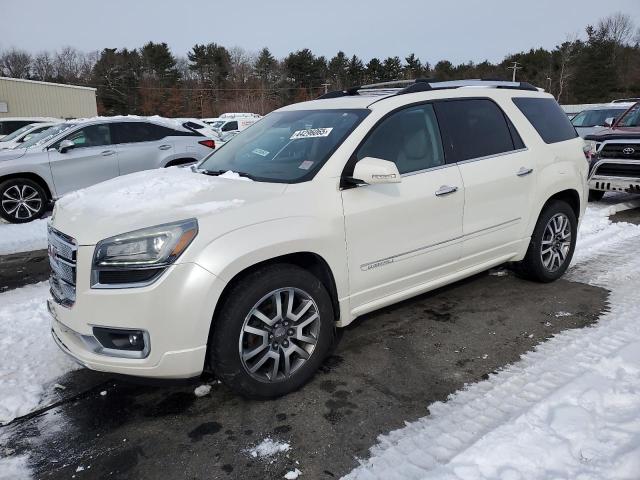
[517,167,534,177]
[435,185,458,196]
[101,150,116,156]
[158,144,172,151]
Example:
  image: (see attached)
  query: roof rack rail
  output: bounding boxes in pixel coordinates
[317,78,539,99]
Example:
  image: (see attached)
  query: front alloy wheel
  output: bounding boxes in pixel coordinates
[210,264,335,398]
[240,288,320,382]
[0,179,47,223]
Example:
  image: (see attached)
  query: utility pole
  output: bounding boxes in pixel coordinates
[321,82,331,94]
[507,61,522,82]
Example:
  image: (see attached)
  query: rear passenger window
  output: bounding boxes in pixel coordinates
[356,104,445,174]
[113,122,171,144]
[513,97,578,144]
[435,99,516,162]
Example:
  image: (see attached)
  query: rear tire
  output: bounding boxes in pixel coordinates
[0,178,48,223]
[210,264,336,398]
[513,200,577,283]
[588,190,605,202]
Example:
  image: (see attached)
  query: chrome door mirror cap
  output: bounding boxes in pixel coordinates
[604,117,615,127]
[352,157,402,185]
[58,139,75,153]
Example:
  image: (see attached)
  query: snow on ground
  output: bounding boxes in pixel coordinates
[247,438,291,458]
[344,206,640,479]
[0,219,48,255]
[0,454,29,480]
[0,283,79,425]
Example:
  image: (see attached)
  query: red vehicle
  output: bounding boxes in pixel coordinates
[585,102,640,201]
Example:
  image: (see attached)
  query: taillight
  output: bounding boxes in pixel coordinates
[199,139,216,149]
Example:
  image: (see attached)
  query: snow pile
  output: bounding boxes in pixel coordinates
[219,170,253,181]
[248,438,291,458]
[0,219,48,255]
[193,385,211,397]
[57,167,245,220]
[0,455,30,480]
[344,207,640,479]
[284,468,302,479]
[0,283,79,425]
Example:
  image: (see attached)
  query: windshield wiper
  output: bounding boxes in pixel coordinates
[200,169,257,180]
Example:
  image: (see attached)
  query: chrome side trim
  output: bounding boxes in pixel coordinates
[456,148,529,166]
[360,218,521,271]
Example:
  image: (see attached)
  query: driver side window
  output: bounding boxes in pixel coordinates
[356,104,445,174]
[55,124,112,150]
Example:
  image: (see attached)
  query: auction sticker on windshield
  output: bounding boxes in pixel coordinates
[290,127,333,140]
[252,148,270,157]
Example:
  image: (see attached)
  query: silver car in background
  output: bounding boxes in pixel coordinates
[0,116,215,223]
[571,103,634,137]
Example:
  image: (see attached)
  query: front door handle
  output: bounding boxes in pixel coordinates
[435,185,458,197]
[517,167,534,177]
[158,144,172,151]
[101,150,116,156]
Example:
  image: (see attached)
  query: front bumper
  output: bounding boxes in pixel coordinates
[588,158,640,193]
[48,251,225,379]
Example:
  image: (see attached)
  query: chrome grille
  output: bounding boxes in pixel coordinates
[48,226,77,307]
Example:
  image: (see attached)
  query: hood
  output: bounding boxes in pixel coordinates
[585,126,640,141]
[52,167,287,244]
[0,148,28,162]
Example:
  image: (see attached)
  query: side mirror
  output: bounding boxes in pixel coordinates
[58,139,75,153]
[351,157,402,185]
[604,117,615,127]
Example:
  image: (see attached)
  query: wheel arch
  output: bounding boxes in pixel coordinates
[212,251,340,324]
[542,188,581,221]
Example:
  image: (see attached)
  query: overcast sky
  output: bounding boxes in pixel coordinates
[2,0,639,64]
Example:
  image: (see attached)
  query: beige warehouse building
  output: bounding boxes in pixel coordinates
[0,77,97,119]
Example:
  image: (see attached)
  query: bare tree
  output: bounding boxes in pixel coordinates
[597,12,635,46]
[0,48,32,78]
[32,51,55,80]
[556,34,579,103]
[54,46,82,81]
[229,46,256,85]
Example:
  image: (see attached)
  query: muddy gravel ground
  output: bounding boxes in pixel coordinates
[1,269,608,480]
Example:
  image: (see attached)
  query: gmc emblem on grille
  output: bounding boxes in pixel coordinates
[623,147,635,155]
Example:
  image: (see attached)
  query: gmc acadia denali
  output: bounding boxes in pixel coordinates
[47,80,588,398]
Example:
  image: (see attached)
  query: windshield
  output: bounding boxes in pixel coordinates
[0,124,38,142]
[571,108,626,127]
[209,121,225,129]
[20,123,76,149]
[198,109,368,183]
[616,104,640,127]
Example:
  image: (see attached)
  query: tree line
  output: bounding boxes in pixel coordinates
[1,13,638,117]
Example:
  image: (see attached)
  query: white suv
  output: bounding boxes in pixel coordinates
[47,80,588,398]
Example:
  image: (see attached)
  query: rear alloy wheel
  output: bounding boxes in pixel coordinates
[210,264,335,398]
[513,200,577,283]
[0,179,47,223]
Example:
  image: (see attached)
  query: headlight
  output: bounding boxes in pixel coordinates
[92,219,198,287]
[583,140,600,161]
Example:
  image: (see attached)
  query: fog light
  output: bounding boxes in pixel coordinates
[93,327,147,352]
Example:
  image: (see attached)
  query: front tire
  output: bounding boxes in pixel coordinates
[514,200,577,283]
[210,264,335,398]
[0,178,47,223]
